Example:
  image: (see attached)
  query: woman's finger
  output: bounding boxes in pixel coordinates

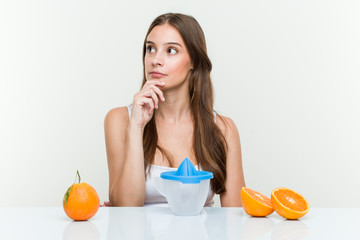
[149,85,165,102]
[139,87,162,108]
[139,90,151,98]
[149,89,159,109]
[143,80,166,89]
[141,81,165,101]
[138,97,155,114]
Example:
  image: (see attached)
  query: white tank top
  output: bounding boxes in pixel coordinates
[126,105,215,207]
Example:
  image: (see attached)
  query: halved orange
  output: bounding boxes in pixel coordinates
[271,187,309,219]
[241,187,274,217]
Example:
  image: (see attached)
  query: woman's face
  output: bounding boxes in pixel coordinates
[144,24,192,90]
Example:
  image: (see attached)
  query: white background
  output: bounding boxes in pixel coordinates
[1,0,359,207]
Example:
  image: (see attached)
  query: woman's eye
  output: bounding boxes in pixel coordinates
[168,48,178,54]
[147,46,155,53]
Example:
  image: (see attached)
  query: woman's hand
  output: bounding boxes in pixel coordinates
[130,80,165,128]
[100,201,111,207]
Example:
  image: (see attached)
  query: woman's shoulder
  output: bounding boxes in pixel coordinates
[215,114,239,139]
[104,106,130,129]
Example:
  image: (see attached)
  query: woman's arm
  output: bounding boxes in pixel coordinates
[218,116,246,207]
[105,107,146,206]
[105,80,166,206]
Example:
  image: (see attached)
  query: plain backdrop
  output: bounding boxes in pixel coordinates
[1,0,359,207]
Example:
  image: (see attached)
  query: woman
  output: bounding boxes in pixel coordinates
[104,13,245,207]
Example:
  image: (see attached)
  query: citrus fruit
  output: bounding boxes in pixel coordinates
[271,187,309,219]
[241,187,274,217]
[63,170,100,221]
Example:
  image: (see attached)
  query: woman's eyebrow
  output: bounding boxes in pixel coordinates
[146,40,182,47]
[165,42,182,47]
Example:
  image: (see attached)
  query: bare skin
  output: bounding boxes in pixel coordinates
[104,24,245,207]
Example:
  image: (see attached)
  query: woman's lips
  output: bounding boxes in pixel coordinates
[149,71,167,78]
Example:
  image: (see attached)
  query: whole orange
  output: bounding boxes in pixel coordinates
[63,170,100,221]
[241,187,274,217]
[271,187,309,219]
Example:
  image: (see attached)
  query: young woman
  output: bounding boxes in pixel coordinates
[104,13,245,207]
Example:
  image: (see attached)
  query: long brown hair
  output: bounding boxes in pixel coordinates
[141,13,227,194]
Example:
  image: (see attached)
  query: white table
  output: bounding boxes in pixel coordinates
[0,207,359,239]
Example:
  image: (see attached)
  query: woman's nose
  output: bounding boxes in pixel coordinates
[152,52,164,67]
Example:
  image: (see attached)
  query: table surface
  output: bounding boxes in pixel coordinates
[0,207,359,240]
